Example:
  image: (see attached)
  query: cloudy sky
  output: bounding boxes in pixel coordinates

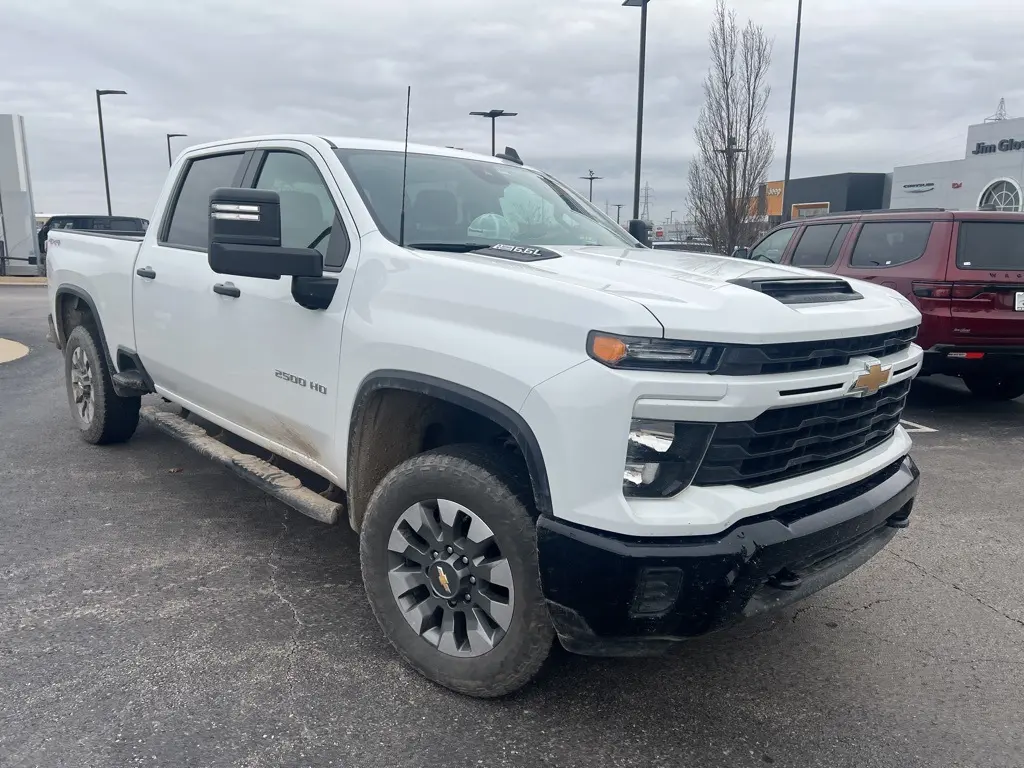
[2,0,1023,224]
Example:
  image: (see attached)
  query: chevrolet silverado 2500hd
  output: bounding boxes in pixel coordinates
[46,135,923,697]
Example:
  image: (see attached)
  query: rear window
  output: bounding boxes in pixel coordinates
[956,221,1024,270]
[850,222,932,268]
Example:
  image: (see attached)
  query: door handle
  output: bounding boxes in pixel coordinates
[136,267,156,279]
[213,283,241,298]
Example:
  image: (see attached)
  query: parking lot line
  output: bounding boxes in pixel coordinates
[900,419,938,433]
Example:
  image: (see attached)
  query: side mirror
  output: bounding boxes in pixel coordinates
[732,247,750,259]
[207,187,323,280]
[627,219,651,247]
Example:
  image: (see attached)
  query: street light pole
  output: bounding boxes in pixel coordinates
[623,0,650,221]
[469,109,518,155]
[580,170,603,201]
[614,204,625,224]
[96,89,126,216]
[782,0,803,222]
[166,133,187,167]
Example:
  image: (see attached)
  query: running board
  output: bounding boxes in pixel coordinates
[140,406,342,525]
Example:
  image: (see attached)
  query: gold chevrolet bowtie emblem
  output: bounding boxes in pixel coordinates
[850,362,892,397]
[435,565,451,594]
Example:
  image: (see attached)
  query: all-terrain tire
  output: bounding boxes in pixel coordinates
[360,443,554,698]
[962,372,1024,402]
[64,325,140,444]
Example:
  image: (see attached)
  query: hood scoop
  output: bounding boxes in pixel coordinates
[729,277,863,305]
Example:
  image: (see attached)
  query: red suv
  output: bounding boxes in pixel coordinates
[737,209,1024,400]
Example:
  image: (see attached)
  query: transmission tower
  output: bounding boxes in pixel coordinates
[640,182,653,222]
[985,98,1010,122]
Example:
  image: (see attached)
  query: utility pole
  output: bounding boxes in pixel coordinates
[715,136,747,250]
[782,0,803,222]
[613,204,625,224]
[580,170,602,201]
[640,182,653,222]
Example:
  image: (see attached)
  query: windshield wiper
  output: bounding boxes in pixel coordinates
[406,242,491,253]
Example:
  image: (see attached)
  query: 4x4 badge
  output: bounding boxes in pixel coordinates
[849,361,892,397]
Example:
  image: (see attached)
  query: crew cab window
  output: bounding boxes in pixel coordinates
[749,227,796,263]
[253,151,346,267]
[164,152,245,249]
[850,222,931,268]
[791,223,850,267]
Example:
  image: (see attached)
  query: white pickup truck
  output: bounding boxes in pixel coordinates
[46,134,923,697]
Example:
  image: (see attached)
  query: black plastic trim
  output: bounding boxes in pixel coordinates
[53,284,115,371]
[113,346,156,395]
[350,371,552,515]
[537,455,919,656]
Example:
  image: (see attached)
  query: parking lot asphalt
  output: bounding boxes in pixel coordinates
[2,283,1022,768]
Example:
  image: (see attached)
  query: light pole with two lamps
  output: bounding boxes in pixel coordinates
[469,109,518,156]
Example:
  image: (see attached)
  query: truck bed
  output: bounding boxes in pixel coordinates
[47,230,143,364]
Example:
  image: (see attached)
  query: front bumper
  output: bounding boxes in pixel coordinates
[537,455,919,656]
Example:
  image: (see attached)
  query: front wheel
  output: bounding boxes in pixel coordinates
[962,372,1024,401]
[64,325,141,444]
[360,444,553,697]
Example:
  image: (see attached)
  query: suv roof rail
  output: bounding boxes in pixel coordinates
[802,207,947,219]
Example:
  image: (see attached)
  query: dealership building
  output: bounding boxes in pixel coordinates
[889,116,1024,212]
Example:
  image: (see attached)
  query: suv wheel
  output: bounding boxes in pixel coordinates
[360,444,553,697]
[64,325,141,443]
[962,372,1024,401]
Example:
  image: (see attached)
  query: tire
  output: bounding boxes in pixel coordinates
[37,253,47,277]
[962,372,1024,401]
[64,325,141,444]
[360,444,553,698]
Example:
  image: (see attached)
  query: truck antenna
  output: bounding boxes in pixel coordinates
[398,85,411,248]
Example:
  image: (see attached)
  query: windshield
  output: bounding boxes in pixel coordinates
[335,149,636,249]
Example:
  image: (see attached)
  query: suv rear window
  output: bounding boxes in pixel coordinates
[956,221,1024,270]
[850,222,931,268]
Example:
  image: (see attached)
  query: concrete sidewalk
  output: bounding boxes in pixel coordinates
[0,276,46,286]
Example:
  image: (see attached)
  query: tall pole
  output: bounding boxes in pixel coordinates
[470,110,518,156]
[782,0,803,222]
[580,170,603,201]
[614,204,624,224]
[95,89,126,216]
[632,0,649,220]
[490,118,496,156]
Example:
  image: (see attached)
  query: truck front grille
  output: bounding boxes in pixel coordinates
[694,378,912,488]
[713,326,918,376]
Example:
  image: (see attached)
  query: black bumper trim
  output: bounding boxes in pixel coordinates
[537,455,919,657]
[923,345,1024,375]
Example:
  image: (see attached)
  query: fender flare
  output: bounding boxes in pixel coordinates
[349,371,552,516]
[53,285,116,372]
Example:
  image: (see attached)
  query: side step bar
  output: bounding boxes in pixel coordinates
[140,406,343,525]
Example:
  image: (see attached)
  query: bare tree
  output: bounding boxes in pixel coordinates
[687,0,774,255]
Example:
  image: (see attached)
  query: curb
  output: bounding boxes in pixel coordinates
[0,278,47,286]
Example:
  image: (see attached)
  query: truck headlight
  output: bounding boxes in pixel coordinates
[588,332,723,372]
[623,419,715,498]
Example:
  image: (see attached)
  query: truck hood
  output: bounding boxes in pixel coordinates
[520,245,921,344]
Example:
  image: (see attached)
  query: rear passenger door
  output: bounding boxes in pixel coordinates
[133,150,251,405]
[785,222,851,273]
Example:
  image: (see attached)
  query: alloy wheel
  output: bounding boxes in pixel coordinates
[70,346,94,425]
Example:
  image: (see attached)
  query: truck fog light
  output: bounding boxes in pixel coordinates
[623,419,716,498]
[631,567,684,617]
[624,462,661,487]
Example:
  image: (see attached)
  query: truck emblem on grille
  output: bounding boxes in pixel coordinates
[849,361,892,397]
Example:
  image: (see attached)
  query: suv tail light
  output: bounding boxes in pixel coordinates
[912,282,988,300]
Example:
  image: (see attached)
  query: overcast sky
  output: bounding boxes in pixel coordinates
[3,0,1023,224]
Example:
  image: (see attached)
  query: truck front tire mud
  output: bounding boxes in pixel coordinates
[360,444,553,698]
[64,325,141,444]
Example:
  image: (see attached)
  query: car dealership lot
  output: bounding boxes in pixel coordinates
[2,284,1022,768]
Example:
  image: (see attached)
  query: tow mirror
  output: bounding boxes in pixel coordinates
[627,219,651,247]
[207,187,322,280]
[732,246,750,259]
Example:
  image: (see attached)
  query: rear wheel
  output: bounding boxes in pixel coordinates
[64,325,141,444]
[962,372,1024,401]
[360,444,553,697]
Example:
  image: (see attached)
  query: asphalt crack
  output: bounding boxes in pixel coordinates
[268,505,309,629]
[887,549,1024,630]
